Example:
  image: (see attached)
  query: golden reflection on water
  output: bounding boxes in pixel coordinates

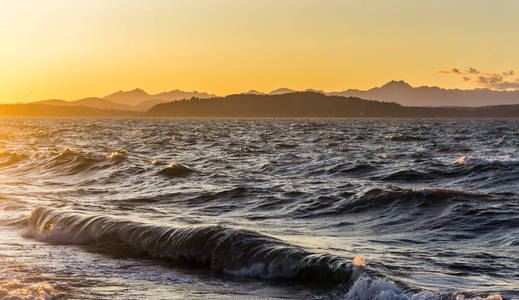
[0,125,46,140]
[0,266,67,299]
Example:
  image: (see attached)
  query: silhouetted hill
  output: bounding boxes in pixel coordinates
[35,97,139,111]
[22,82,519,113]
[147,92,519,118]
[403,104,519,118]
[133,99,168,111]
[72,97,138,111]
[257,81,519,106]
[25,88,216,112]
[148,92,405,117]
[4,93,519,118]
[330,80,519,106]
[0,103,141,117]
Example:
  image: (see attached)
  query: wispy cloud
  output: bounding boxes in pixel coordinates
[437,67,519,90]
[436,68,463,74]
[436,69,451,74]
[502,70,514,77]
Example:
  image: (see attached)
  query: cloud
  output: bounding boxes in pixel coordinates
[437,67,519,90]
[493,81,519,89]
[436,69,452,74]
[436,67,464,74]
[502,70,514,76]
[475,73,519,90]
[477,73,503,84]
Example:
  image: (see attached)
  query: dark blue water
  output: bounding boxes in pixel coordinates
[0,119,517,299]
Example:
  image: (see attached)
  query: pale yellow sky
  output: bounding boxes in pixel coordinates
[1,0,518,103]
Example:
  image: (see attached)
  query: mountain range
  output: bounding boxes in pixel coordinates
[328,80,519,107]
[4,91,519,118]
[10,81,519,112]
[244,81,519,107]
[146,92,519,118]
[32,89,215,112]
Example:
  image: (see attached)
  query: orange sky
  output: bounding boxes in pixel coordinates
[1,0,518,103]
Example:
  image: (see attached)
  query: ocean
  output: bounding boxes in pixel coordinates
[0,119,517,299]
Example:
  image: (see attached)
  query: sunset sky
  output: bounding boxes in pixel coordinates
[1,0,519,103]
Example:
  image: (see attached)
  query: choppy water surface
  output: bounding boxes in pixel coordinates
[0,119,517,299]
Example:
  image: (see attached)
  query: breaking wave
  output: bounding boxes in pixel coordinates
[1,119,517,299]
[24,207,353,283]
[20,207,507,300]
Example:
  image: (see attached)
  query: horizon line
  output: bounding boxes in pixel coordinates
[4,80,519,104]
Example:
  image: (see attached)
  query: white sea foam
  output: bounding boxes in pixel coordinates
[454,155,519,166]
[344,276,437,300]
[0,279,65,300]
[106,149,128,160]
[61,146,79,155]
[413,187,488,197]
[22,225,89,245]
[455,294,502,300]
[344,275,502,300]
[224,263,267,278]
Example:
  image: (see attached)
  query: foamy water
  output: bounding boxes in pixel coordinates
[0,119,517,299]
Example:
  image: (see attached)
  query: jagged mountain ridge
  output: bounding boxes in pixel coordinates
[246,81,519,106]
[31,89,216,111]
[147,91,519,118]
[4,91,519,117]
[104,88,215,106]
[329,80,519,106]
[22,81,519,111]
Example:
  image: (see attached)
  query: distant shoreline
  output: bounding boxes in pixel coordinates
[2,92,519,118]
[2,116,519,120]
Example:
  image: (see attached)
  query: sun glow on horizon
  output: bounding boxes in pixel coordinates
[1,0,518,103]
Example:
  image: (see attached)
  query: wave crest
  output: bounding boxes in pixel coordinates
[0,151,27,167]
[25,207,352,282]
[295,187,489,218]
[158,162,195,177]
[455,156,519,167]
[385,134,427,142]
